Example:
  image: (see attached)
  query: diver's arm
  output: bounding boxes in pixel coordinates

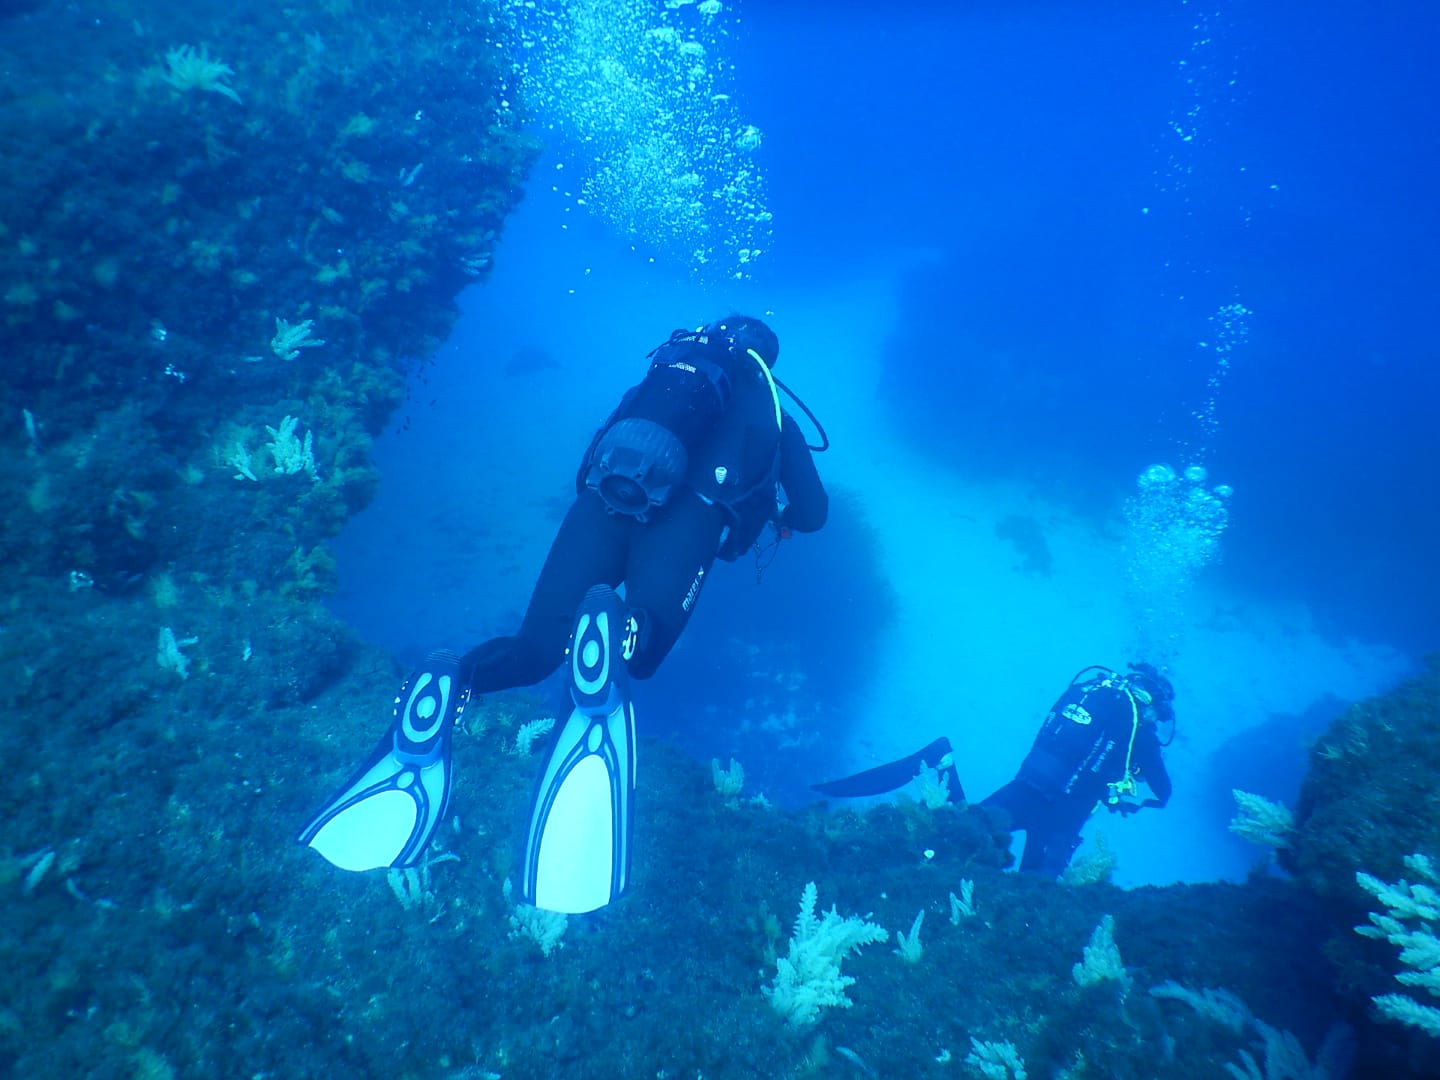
[776,415,827,532]
[1135,731,1173,808]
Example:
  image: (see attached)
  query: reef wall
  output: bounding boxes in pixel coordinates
[2,0,534,624]
[1283,655,1440,1073]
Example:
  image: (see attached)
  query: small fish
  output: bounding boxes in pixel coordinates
[835,1045,877,1079]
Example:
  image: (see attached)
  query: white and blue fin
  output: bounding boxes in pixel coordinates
[522,585,638,914]
[298,650,469,872]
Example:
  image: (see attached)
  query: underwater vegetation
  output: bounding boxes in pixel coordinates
[8,639,1439,1079]
[5,558,1437,1077]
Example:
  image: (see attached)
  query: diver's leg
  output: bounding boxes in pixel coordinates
[1022,828,1085,878]
[1017,796,1092,877]
[622,495,726,678]
[983,782,1087,876]
[518,498,718,907]
[463,493,628,692]
[979,779,1031,820]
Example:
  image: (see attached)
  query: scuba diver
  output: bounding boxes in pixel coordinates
[299,314,829,913]
[813,663,1175,879]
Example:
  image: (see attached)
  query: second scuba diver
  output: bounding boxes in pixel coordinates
[813,663,1175,878]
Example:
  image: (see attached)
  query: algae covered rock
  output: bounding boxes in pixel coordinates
[1,0,537,597]
[1282,655,1440,905]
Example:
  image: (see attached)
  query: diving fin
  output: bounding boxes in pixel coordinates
[522,585,638,914]
[811,737,965,803]
[298,650,470,872]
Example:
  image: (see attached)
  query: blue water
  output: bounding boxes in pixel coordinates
[333,0,1438,883]
[735,0,1437,648]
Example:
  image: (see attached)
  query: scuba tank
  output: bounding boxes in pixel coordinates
[582,330,733,522]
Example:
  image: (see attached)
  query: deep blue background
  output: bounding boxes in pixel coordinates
[736,0,1439,651]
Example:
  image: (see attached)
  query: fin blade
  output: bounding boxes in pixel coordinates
[524,700,636,913]
[305,785,425,872]
[297,651,465,872]
[812,738,957,798]
[523,585,637,913]
[297,736,453,870]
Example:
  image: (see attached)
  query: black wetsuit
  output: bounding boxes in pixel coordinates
[461,356,827,692]
[980,679,1172,877]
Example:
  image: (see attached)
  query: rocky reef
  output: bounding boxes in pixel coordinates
[2,0,535,614]
[1283,654,1440,1075]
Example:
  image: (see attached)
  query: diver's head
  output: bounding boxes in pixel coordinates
[710,313,779,369]
[1126,661,1175,724]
